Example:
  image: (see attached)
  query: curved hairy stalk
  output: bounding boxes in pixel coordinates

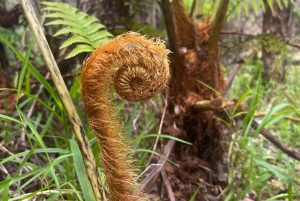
[81,32,170,201]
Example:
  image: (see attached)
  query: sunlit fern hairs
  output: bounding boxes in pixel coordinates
[42,2,170,201]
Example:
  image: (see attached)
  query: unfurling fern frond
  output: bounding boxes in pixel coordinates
[41,1,113,59]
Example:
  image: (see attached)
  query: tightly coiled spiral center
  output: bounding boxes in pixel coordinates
[113,33,170,102]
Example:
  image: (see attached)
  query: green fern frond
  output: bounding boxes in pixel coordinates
[53,27,87,37]
[89,32,114,43]
[41,1,113,59]
[227,0,294,19]
[46,17,98,28]
[60,35,94,49]
[66,44,95,59]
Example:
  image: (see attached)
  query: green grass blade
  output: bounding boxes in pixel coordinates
[235,172,273,200]
[0,114,22,124]
[0,35,62,110]
[0,178,10,200]
[12,149,34,178]
[265,193,289,201]
[254,158,290,184]
[188,186,200,201]
[69,139,97,201]
[196,80,220,96]
[17,42,33,101]
[0,88,62,122]
[17,107,47,149]
[9,165,48,191]
[0,149,69,166]
[255,104,291,136]
[126,103,138,138]
[0,178,11,191]
[63,182,84,201]
[135,149,178,166]
[130,134,192,145]
[224,190,235,201]
[116,99,127,113]
[232,90,251,116]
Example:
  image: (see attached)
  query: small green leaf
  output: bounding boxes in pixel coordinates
[45,19,81,27]
[60,35,94,49]
[54,27,86,37]
[65,44,95,59]
[87,23,106,35]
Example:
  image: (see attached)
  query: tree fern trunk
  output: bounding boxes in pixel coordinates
[158,0,228,200]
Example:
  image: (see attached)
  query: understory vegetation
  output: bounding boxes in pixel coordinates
[0,0,299,201]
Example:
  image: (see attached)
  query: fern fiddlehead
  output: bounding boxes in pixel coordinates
[81,32,169,201]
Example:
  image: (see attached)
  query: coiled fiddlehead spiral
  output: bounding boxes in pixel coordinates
[81,32,169,201]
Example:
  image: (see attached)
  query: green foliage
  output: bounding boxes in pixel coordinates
[225,65,300,200]
[257,34,288,54]
[125,0,160,16]
[181,0,214,20]
[223,33,289,73]
[182,0,194,14]
[188,187,200,201]
[1,1,299,200]
[1,35,65,199]
[0,26,20,44]
[0,25,189,201]
[227,0,294,18]
[41,1,113,59]
[70,139,97,201]
[117,17,163,37]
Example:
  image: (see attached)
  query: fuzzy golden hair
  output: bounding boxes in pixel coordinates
[81,32,169,201]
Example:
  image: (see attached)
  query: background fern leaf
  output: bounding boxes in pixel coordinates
[65,44,95,59]
[53,27,87,37]
[60,35,94,49]
[45,19,83,27]
[86,24,106,35]
[41,1,113,59]
[227,0,294,18]
[89,32,113,43]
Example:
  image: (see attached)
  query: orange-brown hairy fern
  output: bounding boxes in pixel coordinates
[81,32,169,201]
